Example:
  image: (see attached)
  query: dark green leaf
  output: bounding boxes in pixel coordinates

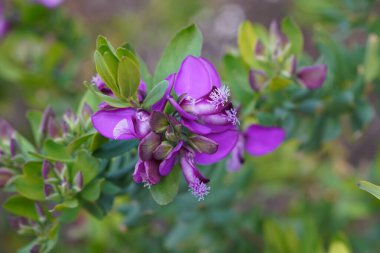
[150,165,180,205]
[93,139,139,159]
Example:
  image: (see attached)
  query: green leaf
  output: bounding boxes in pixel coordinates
[96,35,118,57]
[364,34,380,82]
[3,195,39,220]
[93,139,139,159]
[77,89,103,115]
[238,21,257,66]
[23,161,43,178]
[267,76,292,91]
[118,55,140,99]
[73,150,100,185]
[150,165,180,205]
[142,80,169,109]
[53,199,79,211]
[154,24,202,84]
[358,181,380,200]
[26,110,42,145]
[41,140,71,162]
[281,17,304,56]
[14,175,45,201]
[85,81,131,108]
[81,179,103,202]
[94,50,119,96]
[67,132,95,154]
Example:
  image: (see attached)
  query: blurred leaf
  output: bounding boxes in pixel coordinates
[154,24,202,84]
[73,150,100,185]
[150,165,180,205]
[328,241,351,253]
[81,179,104,202]
[67,132,95,154]
[3,195,39,220]
[238,21,257,66]
[363,34,380,82]
[53,199,79,211]
[93,139,138,159]
[42,140,71,162]
[143,80,169,109]
[26,110,42,146]
[281,17,304,56]
[14,175,45,201]
[358,181,380,200]
[94,50,119,96]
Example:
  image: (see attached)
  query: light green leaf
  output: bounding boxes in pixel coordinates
[118,55,140,99]
[94,50,119,96]
[364,34,380,82]
[26,110,42,145]
[238,21,257,66]
[154,24,202,84]
[150,165,180,205]
[281,17,304,56]
[40,140,71,162]
[53,199,79,211]
[14,175,45,201]
[73,150,100,185]
[3,195,39,220]
[358,181,380,200]
[143,80,169,109]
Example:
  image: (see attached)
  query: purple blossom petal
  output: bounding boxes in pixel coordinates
[35,0,64,8]
[244,124,285,156]
[133,159,161,185]
[297,64,327,89]
[91,108,137,140]
[137,80,147,103]
[198,57,221,88]
[226,134,245,172]
[174,56,215,99]
[168,97,197,120]
[159,141,183,176]
[182,119,212,135]
[195,129,239,165]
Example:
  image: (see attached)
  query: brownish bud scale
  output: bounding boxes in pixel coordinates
[153,141,173,160]
[189,135,218,154]
[149,111,169,133]
[138,132,161,161]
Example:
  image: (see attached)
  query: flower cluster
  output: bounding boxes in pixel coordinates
[247,21,327,91]
[92,56,241,200]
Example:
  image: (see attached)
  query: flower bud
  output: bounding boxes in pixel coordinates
[81,103,93,123]
[9,137,18,157]
[149,111,169,133]
[41,160,52,180]
[48,117,61,139]
[189,135,218,154]
[43,184,55,199]
[296,64,327,89]
[153,141,173,160]
[165,125,179,142]
[0,118,13,139]
[34,202,46,223]
[249,69,267,92]
[138,132,161,161]
[73,171,83,191]
[39,106,54,138]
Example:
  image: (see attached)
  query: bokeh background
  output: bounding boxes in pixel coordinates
[1,0,380,252]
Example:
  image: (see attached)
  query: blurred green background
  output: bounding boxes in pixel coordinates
[1,0,380,252]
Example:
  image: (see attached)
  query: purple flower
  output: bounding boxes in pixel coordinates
[296,64,327,89]
[227,124,285,172]
[34,0,64,8]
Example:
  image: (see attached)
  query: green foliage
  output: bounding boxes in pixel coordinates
[150,165,181,205]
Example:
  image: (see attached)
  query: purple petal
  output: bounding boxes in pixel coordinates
[182,119,212,135]
[168,97,197,120]
[138,132,161,161]
[145,160,161,185]
[159,141,183,176]
[133,160,145,183]
[35,0,64,8]
[180,151,209,184]
[198,57,221,88]
[137,80,147,103]
[244,124,285,156]
[91,108,137,140]
[174,56,215,99]
[297,64,327,89]
[195,129,239,165]
[152,73,176,111]
[226,134,245,172]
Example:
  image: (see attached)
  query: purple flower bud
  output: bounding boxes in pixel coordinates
[43,184,55,198]
[296,64,327,89]
[39,106,54,137]
[165,125,179,142]
[30,244,41,253]
[180,150,210,201]
[0,118,13,139]
[41,160,52,180]
[149,111,169,133]
[81,103,93,123]
[73,171,83,191]
[61,121,69,135]
[153,141,173,160]
[138,132,161,161]
[269,20,288,48]
[138,81,147,103]
[92,74,112,95]
[9,137,17,157]
[249,69,267,92]
[0,168,14,187]
[189,135,218,154]
[8,217,28,231]
[63,108,77,127]
[54,162,64,176]
[34,202,46,222]
[255,40,265,56]
[48,117,61,139]
[133,159,161,186]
